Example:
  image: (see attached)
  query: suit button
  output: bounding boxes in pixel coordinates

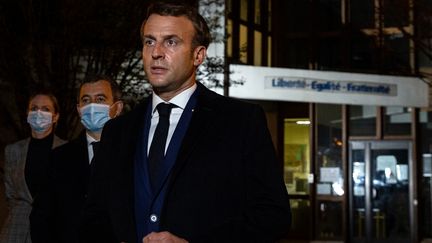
[150,214,158,223]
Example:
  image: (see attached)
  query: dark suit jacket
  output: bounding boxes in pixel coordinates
[31,131,90,243]
[84,83,291,242]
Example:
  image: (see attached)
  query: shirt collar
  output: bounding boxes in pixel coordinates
[151,83,197,114]
[86,132,98,147]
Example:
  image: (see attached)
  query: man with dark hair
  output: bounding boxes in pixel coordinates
[85,2,291,243]
[30,75,124,243]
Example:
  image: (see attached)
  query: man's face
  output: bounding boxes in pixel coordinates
[77,80,121,118]
[141,14,206,99]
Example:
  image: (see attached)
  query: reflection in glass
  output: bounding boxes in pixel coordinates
[240,24,248,63]
[351,149,366,240]
[350,0,374,28]
[254,31,262,66]
[227,20,233,58]
[316,104,343,196]
[350,142,411,242]
[240,0,248,21]
[267,36,272,66]
[371,148,410,241]
[289,199,311,238]
[254,0,260,24]
[317,201,342,238]
[419,111,432,237]
[349,105,377,137]
[383,106,411,136]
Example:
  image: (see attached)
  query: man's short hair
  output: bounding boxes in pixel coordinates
[140,2,211,49]
[78,74,122,102]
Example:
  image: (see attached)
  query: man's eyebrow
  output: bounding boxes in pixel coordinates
[95,94,108,98]
[142,34,156,40]
[80,94,90,100]
[142,34,181,40]
[163,34,180,40]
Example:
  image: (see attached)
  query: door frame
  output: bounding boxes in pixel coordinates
[348,140,415,242]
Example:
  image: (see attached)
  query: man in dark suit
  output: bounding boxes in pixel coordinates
[30,75,123,243]
[84,2,291,243]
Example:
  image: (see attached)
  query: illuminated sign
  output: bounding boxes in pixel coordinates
[266,77,397,96]
[228,64,428,107]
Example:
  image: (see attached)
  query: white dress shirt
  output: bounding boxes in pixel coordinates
[86,133,99,164]
[148,83,197,155]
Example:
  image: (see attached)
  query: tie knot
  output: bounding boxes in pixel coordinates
[156,103,174,117]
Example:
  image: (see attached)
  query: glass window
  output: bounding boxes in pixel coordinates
[227,19,233,58]
[282,0,310,32]
[226,0,232,15]
[316,201,343,238]
[351,35,376,70]
[268,0,272,31]
[240,0,248,21]
[289,199,312,238]
[277,38,309,69]
[419,111,432,238]
[383,36,410,72]
[318,38,342,70]
[383,106,412,136]
[254,31,262,66]
[240,24,248,63]
[316,0,342,31]
[267,36,272,66]
[349,105,377,137]
[383,0,409,27]
[351,147,366,239]
[419,39,432,69]
[284,118,310,195]
[350,0,375,28]
[316,104,343,196]
[254,0,261,25]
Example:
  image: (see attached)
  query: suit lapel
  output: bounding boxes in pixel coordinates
[110,99,150,241]
[167,84,218,189]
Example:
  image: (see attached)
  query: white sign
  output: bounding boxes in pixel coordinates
[229,64,429,107]
[320,167,340,183]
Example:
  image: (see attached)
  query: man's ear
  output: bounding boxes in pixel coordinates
[193,46,207,66]
[114,101,124,117]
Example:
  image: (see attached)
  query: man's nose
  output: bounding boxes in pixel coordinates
[151,43,165,59]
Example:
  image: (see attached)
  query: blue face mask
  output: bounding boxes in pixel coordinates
[27,110,53,133]
[80,103,111,132]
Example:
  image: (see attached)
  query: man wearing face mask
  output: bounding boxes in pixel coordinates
[30,74,123,243]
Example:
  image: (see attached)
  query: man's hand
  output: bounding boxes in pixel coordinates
[142,231,188,243]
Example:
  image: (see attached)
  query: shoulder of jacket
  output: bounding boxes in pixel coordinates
[5,138,30,151]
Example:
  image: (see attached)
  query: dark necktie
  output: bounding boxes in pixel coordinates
[148,103,174,190]
[91,141,100,155]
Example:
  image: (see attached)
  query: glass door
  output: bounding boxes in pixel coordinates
[349,141,412,243]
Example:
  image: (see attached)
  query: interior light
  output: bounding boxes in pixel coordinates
[296,121,310,125]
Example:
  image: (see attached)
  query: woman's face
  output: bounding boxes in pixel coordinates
[27,94,59,136]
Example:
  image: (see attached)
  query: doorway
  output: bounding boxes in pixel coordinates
[349,141,412,243]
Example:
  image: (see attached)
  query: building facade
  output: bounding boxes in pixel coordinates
[222,0,432,242]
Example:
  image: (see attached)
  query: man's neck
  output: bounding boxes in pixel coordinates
[86,130,101,141]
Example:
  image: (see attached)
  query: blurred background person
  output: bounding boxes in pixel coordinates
[0,90,66,242]
[30,75,123,243]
